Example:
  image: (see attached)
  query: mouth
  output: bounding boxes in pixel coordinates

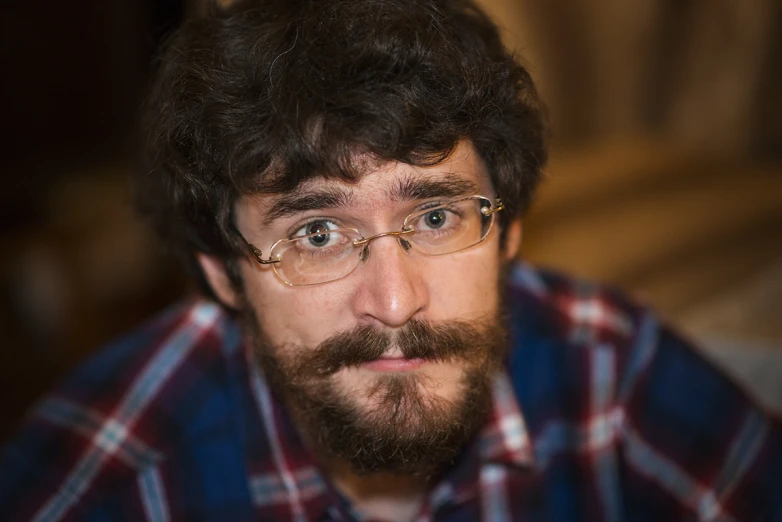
[361,356,426,372]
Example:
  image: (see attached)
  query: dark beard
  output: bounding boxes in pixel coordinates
[250,316,508,477]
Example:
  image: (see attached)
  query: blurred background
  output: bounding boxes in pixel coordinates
[1,0,780,444]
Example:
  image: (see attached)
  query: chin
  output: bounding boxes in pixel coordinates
[304,363,492,475]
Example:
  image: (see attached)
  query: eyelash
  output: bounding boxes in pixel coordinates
[417,200,445,211]
[287,218,342,239]
[284,200,453,238]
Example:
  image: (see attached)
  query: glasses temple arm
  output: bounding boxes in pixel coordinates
[481,198,504,216]
[230,224,281,265]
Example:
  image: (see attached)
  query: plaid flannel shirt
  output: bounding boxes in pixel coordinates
[1,262,780,521]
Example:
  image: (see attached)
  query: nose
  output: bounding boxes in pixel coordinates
[351,235,429,328]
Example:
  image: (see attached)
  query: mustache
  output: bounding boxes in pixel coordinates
[294,318,502,377]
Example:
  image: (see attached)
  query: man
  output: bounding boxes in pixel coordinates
[1,0,780,520]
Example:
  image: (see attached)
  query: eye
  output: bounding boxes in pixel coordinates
[293,219,340,248]
[408,202,464,237]
[423,209,446,229]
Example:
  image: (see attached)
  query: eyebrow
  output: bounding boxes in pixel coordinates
[263,187,355,225]
[389,174,479,201]
[262,173,479,225]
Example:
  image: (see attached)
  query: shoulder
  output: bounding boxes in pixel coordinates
[504,262,782,520]
[0,298,244,520]
[503,261,652,417]
[505,261,646,349]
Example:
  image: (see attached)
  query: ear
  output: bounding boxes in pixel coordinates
[196,253,241,309]
[503,218,523,262]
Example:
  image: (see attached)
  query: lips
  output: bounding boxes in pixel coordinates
[361,357,426,372]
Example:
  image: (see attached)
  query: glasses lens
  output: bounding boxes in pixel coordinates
[271,228,362,285]
[404,197,494,256]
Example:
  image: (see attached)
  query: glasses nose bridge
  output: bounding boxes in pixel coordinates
[354,228,415,261]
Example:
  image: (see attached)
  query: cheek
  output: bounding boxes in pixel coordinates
[246,270,352,347]
[423,246,502,320]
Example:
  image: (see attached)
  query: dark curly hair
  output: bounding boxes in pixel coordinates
[137,0,547,297]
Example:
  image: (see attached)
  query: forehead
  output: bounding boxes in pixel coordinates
[240,141,494,223]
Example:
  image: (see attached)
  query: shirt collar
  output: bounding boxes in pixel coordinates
[477,370,535,468]
[420,370,535,515]
[244,347,337,522]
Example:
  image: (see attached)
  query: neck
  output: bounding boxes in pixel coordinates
[327,459,429,522]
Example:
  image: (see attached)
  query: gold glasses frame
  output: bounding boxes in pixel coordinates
[234,195,504,286]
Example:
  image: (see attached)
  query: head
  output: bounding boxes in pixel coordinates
[138,0,546,476]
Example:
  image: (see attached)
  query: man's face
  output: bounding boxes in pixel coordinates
[230,142,514,474]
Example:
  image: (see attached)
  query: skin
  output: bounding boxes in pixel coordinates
[199,141,522,522]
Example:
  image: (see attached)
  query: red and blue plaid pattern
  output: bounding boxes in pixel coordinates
[1,262,780,521]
